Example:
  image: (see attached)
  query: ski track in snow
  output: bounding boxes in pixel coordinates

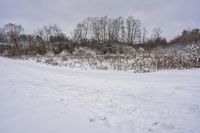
[0,57,200,133]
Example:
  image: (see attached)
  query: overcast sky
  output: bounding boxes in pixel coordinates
[0,0,199,40]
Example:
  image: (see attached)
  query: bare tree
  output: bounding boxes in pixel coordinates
[27,34,35,51]
[107,17,123,43]
[152,27,162,40]
[71,23,83,42]
[108,18,114,43]
[91,17,100,43]
[111,17,124,43]
[81,18,90,41]
[71,16,144,45]
[4,23,24,55]
[71,18,90,43]
[141,27,147,43]
[36,24,62,50]
[120,19,125,43]
[0,27,7,42]
[126,16,142,45]
[98,16,108,43]
[36,24,62,42]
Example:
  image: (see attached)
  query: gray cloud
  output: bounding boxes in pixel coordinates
[0,0,199,39]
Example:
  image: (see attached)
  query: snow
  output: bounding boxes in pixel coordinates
[0,57,200,133]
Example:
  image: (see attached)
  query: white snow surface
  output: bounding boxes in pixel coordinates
[0,57,200,133]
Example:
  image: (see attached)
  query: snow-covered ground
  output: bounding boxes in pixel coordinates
[0,57,200,133]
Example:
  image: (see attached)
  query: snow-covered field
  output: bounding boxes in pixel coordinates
[0,57,200,133]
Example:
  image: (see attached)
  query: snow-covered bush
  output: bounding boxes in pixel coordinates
[73,47,96,55]
[21,42,199,72]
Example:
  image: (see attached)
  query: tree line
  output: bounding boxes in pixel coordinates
[71,16,146,44]
[0,16,200,56]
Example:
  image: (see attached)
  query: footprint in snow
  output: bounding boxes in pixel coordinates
[56,98,65,102]
[89,118,95,123]
[152,122,158,126]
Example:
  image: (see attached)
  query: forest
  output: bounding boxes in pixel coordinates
[0,16,200,72]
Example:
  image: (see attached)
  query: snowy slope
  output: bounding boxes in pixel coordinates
[0,57,200,133]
